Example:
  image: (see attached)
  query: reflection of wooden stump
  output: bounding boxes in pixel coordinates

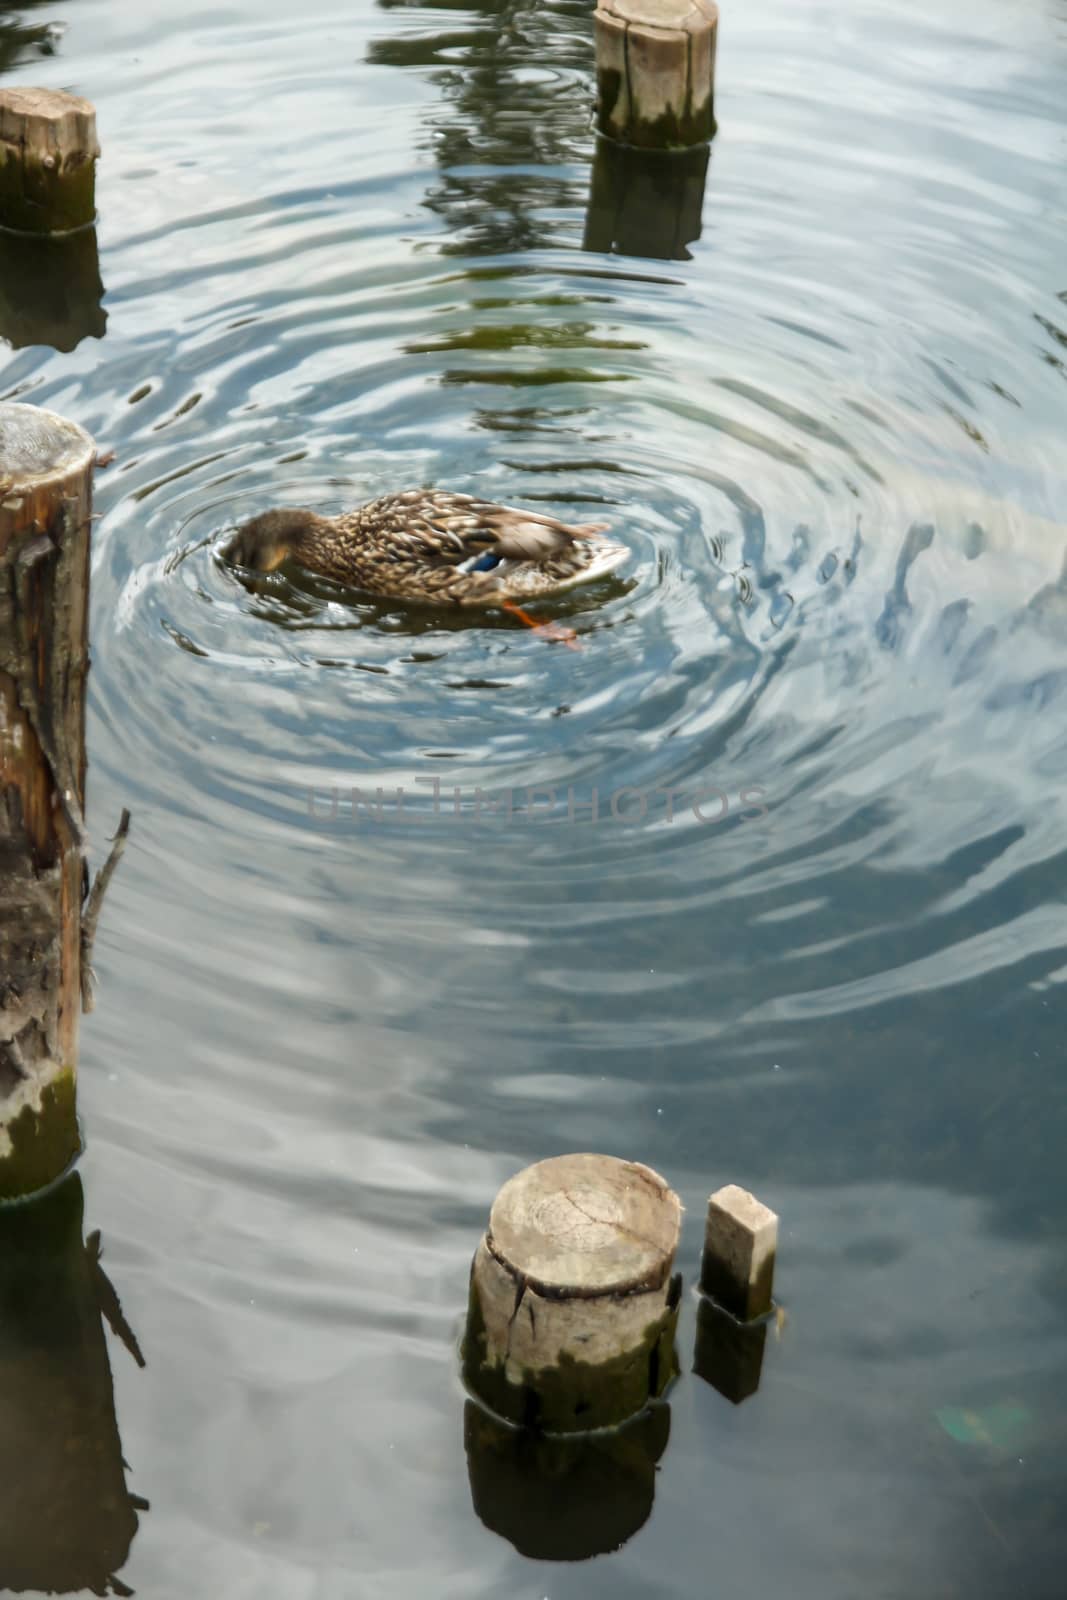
[584,137,709,261]
[464,1396,669,1559]
[463,1153,683,1432]
[0,226,106,351]
[0,402,94,1198]
[693,1294,768,1404]
[595,0,718,150]
[0,88,99,234]
[0,1172,144,1592]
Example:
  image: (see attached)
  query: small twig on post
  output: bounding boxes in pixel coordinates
[700,1184,779,1321]
[81,809,131,1013]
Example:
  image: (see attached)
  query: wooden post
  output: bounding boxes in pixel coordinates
[0,402,94,1199]
[700,1183,778,1321]
[463,1153,683,1432]
[594,0,718,149]
[0,87,99,234]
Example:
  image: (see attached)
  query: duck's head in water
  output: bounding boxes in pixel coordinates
[221,490,628,605]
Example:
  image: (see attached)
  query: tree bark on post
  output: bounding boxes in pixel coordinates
[0,87,100,234]
[0,402,95,1199]
[594,0,718,149]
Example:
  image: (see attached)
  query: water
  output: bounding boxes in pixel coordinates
[2,0,1066,1593]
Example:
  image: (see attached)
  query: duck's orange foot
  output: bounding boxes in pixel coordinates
[501,599,582,650]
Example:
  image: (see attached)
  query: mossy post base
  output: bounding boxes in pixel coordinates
[693,1293,768,1404]
[462,1153,683,1433]
[0,88,99,234]
[0,402,94,1200]
[594,0,718,150]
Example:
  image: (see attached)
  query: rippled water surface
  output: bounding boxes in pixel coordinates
[3,0,1067,1592]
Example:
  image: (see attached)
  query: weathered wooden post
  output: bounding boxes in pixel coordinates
[700,1183,778,1320]
[594,0,718,149]
[463,1152,683,1432]
[0,1171,145,1592]
[0,89,105,352]
[0,226,106,352]
[1,402,96,1198]
[0,88,99,234]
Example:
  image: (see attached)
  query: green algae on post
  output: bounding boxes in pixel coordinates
[0,403,95,1200]
[594,0,718,150]
[463,1395,671,1559]
[0,87,100,234]
[462,1153,683,1433]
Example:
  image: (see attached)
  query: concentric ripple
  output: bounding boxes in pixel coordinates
[3,0,1066,1593]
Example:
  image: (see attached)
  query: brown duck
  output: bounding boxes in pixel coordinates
[222,489,629,605]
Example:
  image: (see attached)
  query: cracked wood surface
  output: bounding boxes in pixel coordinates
[486,1151,682,1294]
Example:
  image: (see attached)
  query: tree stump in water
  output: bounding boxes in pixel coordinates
[584,137,710,261]
[594,0,718,149]
[0,402,94,1198]
[463,1153,683,1432]
[0,87,100,234]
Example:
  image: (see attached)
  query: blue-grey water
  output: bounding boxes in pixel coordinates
[2,0,1066,1593]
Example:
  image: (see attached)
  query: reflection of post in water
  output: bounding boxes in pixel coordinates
[369,0,596,255]
[0,225,106,352]
[0,401,127,1199]
[0,88,106,352]
[464,1398,670,1559]
[0,1171,147,1593]
[584,137,710,261]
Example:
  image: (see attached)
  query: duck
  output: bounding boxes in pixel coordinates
[221,489,629,605]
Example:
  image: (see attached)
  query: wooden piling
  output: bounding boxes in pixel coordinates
[0,87,99,234]
[0,402,95,1199]
[594,0,718,150]
[463,1153,683,1432]
[700,1183,778,1321]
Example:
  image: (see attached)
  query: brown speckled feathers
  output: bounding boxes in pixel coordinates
[223,490,629,604]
